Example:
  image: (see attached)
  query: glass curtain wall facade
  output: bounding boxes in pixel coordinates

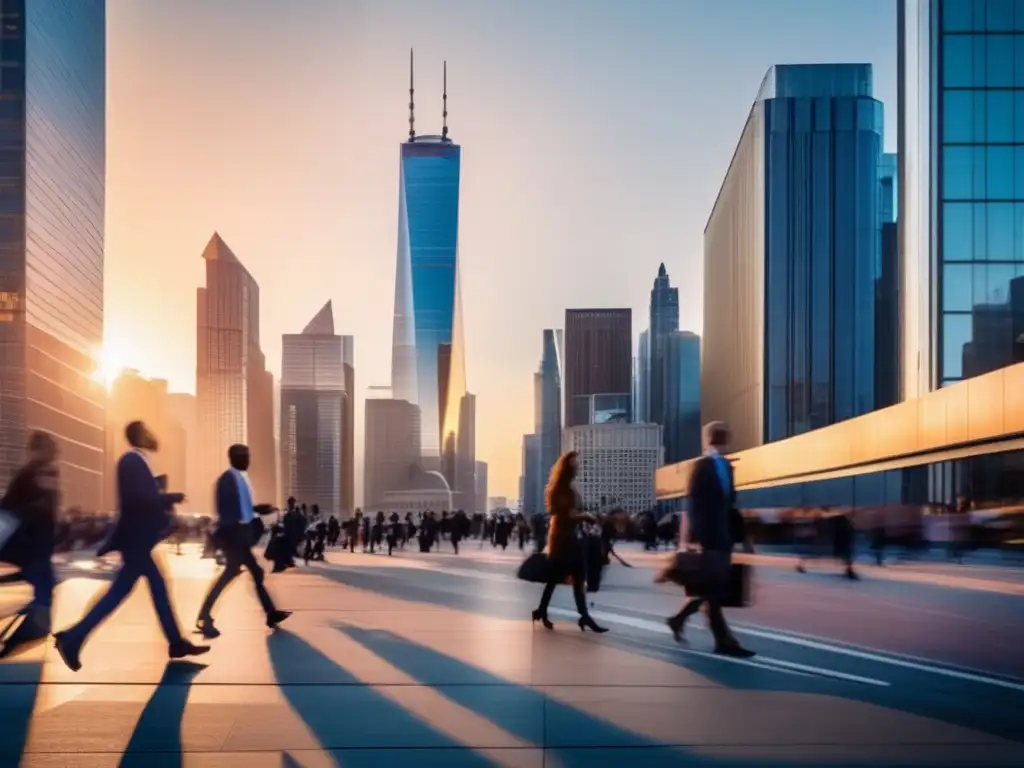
[937,0,1024,383]
[0,1,106,509]
[704,64,883,450]
[900,0,1024,397]
[877,153,901,408]
[391,137,465,465]
[664,331,702,462]
[280,301,345,515]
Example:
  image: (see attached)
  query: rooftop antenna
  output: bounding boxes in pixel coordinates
[408,48,416,142]
[441,60,448,141]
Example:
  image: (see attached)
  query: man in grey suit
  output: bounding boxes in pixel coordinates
[667,421,754,658]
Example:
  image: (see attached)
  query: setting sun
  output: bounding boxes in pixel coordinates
[93,342,127,389]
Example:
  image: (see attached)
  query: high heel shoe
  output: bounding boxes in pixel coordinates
[578,616,608,634]
[532,609,554,630]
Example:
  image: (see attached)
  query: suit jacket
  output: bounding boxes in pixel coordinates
[686,455,735,552]
[215,469,249,529]
[100,451,177,555]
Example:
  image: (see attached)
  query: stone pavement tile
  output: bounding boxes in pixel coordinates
[22,748,544,767]
[527,633,713,687]
[541,686,1016,748]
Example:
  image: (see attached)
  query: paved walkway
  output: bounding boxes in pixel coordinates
[1,549,1023,766]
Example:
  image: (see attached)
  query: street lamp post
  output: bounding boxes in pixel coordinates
[423,469,454,512]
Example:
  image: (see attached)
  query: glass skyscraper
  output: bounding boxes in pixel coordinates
[647,264,680,429]
[900,0,1024,395]
[391,128,465,475]
[0,1,106,509]
[663,331,702,463]
[280,301,346,515]
[703,64,883,450]
[538,329,562,494]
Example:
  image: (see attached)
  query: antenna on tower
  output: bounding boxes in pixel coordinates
[408,48,416,142]
[441,60,448,141]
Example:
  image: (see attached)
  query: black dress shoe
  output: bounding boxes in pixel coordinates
[168,640,210,660]
[53,631,83,672]
[715,644,756,659]
[266,610,291,629]
[195,617,221,639]
[666,616,686,643]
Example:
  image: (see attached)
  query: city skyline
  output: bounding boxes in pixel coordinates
[99,0,898,499]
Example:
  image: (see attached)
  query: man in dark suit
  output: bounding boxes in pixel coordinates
[667,421,754,658]
[53,422,209,671]
[195,444,290,639]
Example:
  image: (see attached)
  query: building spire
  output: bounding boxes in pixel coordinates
[408,48,416,142]
[441,60,448,141]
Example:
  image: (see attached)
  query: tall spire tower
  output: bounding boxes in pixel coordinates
[441,60,449,141]
[408,48,416,142]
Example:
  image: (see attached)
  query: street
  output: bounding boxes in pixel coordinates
[1,542,1022,766]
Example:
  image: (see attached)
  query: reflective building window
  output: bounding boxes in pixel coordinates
[0,1,106,508]
[939,4,1024,384]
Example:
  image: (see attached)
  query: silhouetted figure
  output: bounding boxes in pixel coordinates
[54,422,208,671]
[196,444,289,639]
[666,421,754,658]
[532,452,607,634]
[0,432,61,657]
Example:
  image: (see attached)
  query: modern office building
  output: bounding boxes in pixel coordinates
[663,331,702,462]
[648,264,680,428]
[166,392,202,510]
[391,52,468,476]
[564,423,662,515]
[703,64,884,452]
[341,335,355,515]
[564,309,632,428]
[105,371,186,514]
[279,301,346,515]
[0,1,106,509]
[876,152,900,409]
[538,329,562,495]
[364,398,421,510]
[196,233,276,504]
[520,433,541,516]
[474,460,488,515]
[635,330,650,423]
[899,1,1024,398]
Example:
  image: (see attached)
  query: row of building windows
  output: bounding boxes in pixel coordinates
[944,89,1024,143]
[943,0,1024,34]
[943,261,1024,311]
[943,34,1024,88]
[942,145,1024,199]
[943,202,1024,261]
[941,310,1023,381]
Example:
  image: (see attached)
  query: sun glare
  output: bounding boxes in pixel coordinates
[93,343,126,389]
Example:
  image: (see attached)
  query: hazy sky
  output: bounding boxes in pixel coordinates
[104,0,897,501]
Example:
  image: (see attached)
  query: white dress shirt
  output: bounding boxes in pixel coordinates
[232,469,255,524]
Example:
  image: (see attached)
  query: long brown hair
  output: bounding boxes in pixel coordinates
[544,450,578,512]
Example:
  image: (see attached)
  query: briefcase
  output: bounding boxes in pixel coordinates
[723,563,752,608]
[653,550,702,587]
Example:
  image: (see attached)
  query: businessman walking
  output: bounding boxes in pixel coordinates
[195,444,290,639]
[53,421,209,671]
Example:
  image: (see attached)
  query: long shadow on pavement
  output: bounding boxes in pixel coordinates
[336,623,795,768]
[316,565,1024,748]
[119,660,206,768]
[265,629,495,766]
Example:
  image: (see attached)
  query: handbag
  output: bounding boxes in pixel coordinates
[653,549,702,587]
[516,552,552,584]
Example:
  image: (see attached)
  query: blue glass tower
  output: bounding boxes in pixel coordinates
[392,53,466,468]
[664,331,701,462]
[703,64,883,450]
[900,0,1024,394]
